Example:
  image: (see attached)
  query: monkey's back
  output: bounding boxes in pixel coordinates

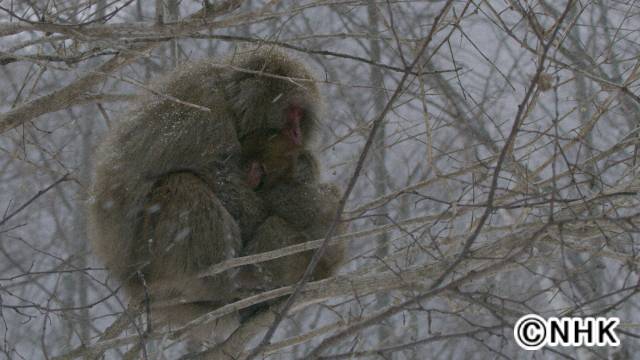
[88,60,266,294]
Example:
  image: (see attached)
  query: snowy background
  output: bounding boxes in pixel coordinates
[0,0,639,359]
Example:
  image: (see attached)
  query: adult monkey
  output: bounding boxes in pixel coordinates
[88,47,341,342]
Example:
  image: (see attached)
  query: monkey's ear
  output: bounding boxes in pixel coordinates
[246,161,265,190]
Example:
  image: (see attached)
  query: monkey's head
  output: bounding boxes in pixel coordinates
[225,48,322,149]
[224,48,322,189]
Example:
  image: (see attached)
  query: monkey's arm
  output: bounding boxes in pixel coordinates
[242,215,340,290]
[261,179,343,241]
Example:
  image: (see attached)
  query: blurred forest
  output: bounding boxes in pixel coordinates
[0,0,639,359]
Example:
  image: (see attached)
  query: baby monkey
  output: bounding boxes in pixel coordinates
[241,145,343,291]
[242,104,307,190]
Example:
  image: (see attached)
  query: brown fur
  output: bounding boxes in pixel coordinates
[88,47,342,340]
[244,150,344,289]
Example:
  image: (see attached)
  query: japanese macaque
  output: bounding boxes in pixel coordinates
[88,47,342,342]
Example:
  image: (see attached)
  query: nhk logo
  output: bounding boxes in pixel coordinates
[514,314,620,350]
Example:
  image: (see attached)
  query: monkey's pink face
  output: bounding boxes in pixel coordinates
[283,105,304,147]
[247,161,265,190]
